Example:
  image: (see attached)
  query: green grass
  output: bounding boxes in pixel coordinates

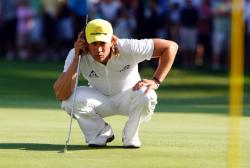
[0,109,249,168]
[0,59,249,168]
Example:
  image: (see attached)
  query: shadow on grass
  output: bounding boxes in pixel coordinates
[0,143,125,152]
[156,97,250,116]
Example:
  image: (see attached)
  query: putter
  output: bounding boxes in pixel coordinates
[64,15,88,153]
[64,54,81,153]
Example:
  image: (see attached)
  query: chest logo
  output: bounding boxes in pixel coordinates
[119,65,130,72]
[89,70,99,78]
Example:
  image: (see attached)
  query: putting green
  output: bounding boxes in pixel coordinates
[0,60,249,167]
[0,108,249,168]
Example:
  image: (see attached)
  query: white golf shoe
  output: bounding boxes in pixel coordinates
[88,123,114,147]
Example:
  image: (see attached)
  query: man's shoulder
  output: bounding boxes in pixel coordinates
[116,38,154,62]
[117,39,131,53]
[118,38,142,45]
[68,48,75,55]
[117,38,152,49]
[117,38,131,46]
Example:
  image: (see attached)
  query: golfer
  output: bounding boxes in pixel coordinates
[54,19,178,148]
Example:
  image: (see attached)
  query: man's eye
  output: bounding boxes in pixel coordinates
[91,42,106,46]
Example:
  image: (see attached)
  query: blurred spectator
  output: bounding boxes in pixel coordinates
[0,1,3,56]
[168,2,181,44]
[0,0,17,60]
[180,0,199,68]
[42,0,59,17]
[196,0,212,67]
[155,0,169,39]
[211,0,231,70]
[0,0,248,72]
[16,0,36,60]
[169,0,201,8]
[67,0,88,39]
[39,0,61,61]
[114,6,136,38]
[169,0,184,7]
[96,0,121,24]
[191,0,202,8]
[136,0,161,39]
[245,0,250,69]
[136,0,162,70]
[135,0,146,39]
[37,4,56,61]
[28,0,44,60]
[88,0,100,19]
[29,0,42,13]
[55,0,74,60]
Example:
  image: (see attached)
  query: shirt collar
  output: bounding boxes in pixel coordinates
[87,53,115,67]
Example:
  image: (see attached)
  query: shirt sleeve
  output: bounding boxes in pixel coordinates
[118,39,154,63]
[63,48,75,72]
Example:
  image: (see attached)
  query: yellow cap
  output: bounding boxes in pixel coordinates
[85,19,113,44]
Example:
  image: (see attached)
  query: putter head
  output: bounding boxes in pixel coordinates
[64,142,68,153]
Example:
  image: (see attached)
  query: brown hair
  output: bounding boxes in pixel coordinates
[111,35,119,58]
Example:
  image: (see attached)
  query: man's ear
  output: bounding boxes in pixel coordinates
[111,35,118,45]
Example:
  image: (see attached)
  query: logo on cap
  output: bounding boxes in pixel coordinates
[91,26,107,35]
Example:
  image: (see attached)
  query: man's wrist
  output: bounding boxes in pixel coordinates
[152,77,161,88]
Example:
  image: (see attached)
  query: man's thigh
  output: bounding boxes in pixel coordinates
[62,86,118,118]
[110,88,157,116]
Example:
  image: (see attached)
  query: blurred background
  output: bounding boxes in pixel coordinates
[0,1,249,167]
[0,0,249,72]
[0,0,249,115]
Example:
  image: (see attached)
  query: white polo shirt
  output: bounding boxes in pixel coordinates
[63,39,154,96]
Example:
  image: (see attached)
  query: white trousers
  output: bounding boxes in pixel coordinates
[61,86,157,147]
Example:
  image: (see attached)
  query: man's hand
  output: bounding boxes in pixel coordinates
[74,31,88,60]
[132,79,159,93]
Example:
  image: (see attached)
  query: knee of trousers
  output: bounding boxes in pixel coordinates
[132,87,158,122]
[133,87,157,105]
[61,87,101,118]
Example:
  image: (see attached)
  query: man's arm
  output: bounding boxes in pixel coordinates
[53,31,86,101]
[133,39,178,92]
[53,57,79,101]
[151,39,178,83]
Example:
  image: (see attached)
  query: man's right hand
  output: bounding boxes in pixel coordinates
[74,31,88,61]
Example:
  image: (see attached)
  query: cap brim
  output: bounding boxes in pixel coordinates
[87,35,112,44]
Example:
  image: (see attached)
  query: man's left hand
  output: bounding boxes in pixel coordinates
[132,79,159,93]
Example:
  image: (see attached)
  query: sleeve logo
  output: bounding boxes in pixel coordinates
[119,65,130,72]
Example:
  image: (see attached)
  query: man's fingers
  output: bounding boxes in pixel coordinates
[77,31,84,39]
[144,85,151,94]
[132,78,159,93]
[133,80,150,91]
[132,83,140,91]
[132,81,141,91]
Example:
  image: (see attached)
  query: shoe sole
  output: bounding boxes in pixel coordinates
[88,135,115,147]
[106,135,115,143]
[123,145,140,149]
[88,144,106,147]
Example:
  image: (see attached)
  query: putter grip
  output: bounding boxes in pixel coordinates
[79,15,88,55]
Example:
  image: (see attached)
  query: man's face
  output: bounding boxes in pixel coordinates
[88,41,112,64]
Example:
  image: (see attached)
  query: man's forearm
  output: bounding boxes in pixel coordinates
[153,43,178,82]
[53,58,79,101]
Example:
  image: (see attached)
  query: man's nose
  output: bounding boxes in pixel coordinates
[97,46,103,52]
